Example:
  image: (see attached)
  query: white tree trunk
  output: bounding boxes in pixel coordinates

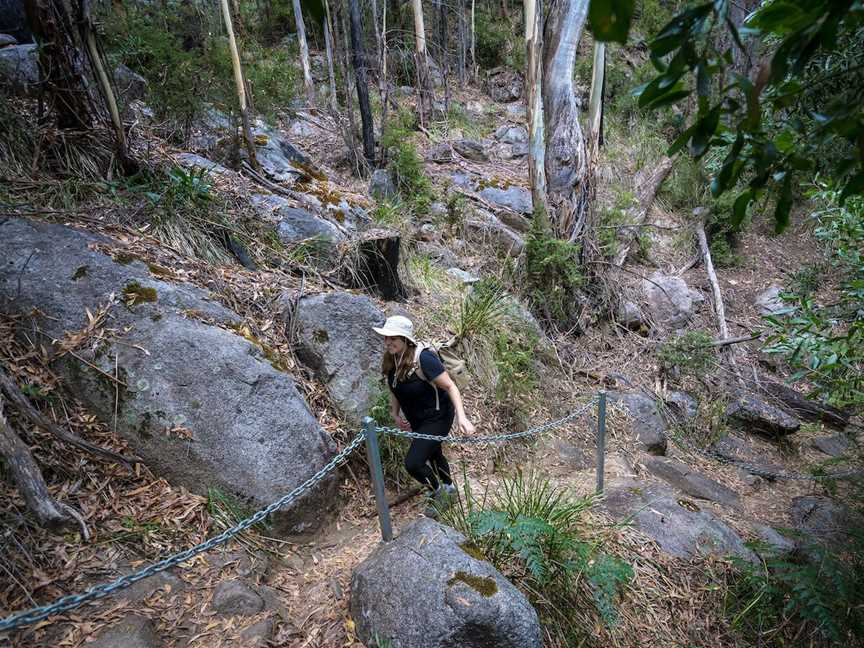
[471,0,477,83]
[219,0,258,169]
[323,5,339,112]
[525,0,546,213]
[542,0,590,240]
[587,40,605,156]
[412,0,435,125]
[292,0,316,106]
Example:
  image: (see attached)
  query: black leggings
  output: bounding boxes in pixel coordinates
[404,413,454,490]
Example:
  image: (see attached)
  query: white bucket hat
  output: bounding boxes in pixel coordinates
[372,315,417,345]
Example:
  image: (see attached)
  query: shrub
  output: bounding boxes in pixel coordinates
[441,470,633,637]
[657,330,715,377]
[474,11,524,71]
[382,110,434,215]
[522,209,584,328]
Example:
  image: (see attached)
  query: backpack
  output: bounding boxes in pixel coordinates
[412,336,469,410]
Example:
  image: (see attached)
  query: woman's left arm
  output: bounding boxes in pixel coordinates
[432,372,476,435]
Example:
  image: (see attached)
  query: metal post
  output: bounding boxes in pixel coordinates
[596,392,606,494]
[363,417,393,541]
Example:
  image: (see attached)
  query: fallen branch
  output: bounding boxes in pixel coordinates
[613,156,674,267]
[0,366,135,468]
[710,333,761,348]
[695,215,735,369]
[365,486,423,516]
[0,393,90,540]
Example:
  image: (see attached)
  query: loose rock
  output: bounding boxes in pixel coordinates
[493,124,528,144]
[292,292,385,423]
[453,139,488,162]
[464,211,524,257]
[754,284,788,316]
[211,580,265,616]
[485,67,524,103]
[370,168,397,200]
[643,456,741,508]
[642,273,697,330]
[89,615,160,648]
[811,434,852,457]
[724,391,800,437]
[350,518,542,648]
[602,480,755,561]
[606,391,668,455]
[478,185,533,215]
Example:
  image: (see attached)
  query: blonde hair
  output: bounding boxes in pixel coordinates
[381,338,417,385]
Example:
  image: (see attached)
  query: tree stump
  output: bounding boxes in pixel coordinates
[346,228,407,301]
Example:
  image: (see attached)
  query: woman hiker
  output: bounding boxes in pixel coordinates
[373,315,476,515]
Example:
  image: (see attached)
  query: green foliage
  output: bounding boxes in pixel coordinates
[369,385,412,488]
[474,10,524,71]
[104,166,236,264]
[442,470,633,632]
[100,3,298,134]
[382,111,434,216]
[660,155,709,212]
[207,487,268,532]
[493,329,538,404]
[658,330,715,376]
[456,278,509,340]
[727,519,864,646]
[763,184,864,409]
[522,210,584,328]
[620,0,864,231]
[598,188,638,259]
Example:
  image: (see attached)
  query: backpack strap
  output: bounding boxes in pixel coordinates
[413,345,440,411]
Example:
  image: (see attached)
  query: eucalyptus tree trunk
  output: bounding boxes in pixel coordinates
[292,0,316,106]
[470,0,477,83]
[411,0,434,126]
[24,0,95,130]
[457,0,466,85]
[587,40,605,155]
[542,0,590,241]
[219,0,259,170]
[349,0,376,166]
[337,0,363,174]
[524,0,547,213]
[322,3,339,112]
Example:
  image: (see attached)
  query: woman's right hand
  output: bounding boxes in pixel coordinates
[395,414,411,431]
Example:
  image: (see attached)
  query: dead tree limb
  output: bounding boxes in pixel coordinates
[695,215,729,340]
[0,367,134,467]
[612,156,674,267]
[0,393,90,540]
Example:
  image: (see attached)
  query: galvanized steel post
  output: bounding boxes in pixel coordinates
[596,392,606,494]
[363,417,393,541]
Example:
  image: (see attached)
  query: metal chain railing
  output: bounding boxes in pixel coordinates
[0,431,367,634]
[376,397,598,444]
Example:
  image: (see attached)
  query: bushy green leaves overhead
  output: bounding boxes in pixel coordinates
[589,0,864,232]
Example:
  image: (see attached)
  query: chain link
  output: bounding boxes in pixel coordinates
[377,397,598,444]
[0,432,367,634]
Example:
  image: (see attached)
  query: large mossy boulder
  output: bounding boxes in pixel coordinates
[291,291,385,423]
[350,519,542,648]
[0,219,338,535]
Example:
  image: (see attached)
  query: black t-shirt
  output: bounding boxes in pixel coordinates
[388,349,454,429]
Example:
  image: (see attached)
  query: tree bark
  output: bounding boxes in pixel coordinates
[524,0,547,213]
[542,0,590,241]
[24,0,96,129]
[323,8,339,112]
[219,0,259,170]
[612,156,673,267]
[411,0,434,126]
[587,40,605,156]
[695,215,736,372]
[337,0,362,174]
[292,0,316,106]
[349,0,376,167]
[0,393,89,538]
[470,0,477,83]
